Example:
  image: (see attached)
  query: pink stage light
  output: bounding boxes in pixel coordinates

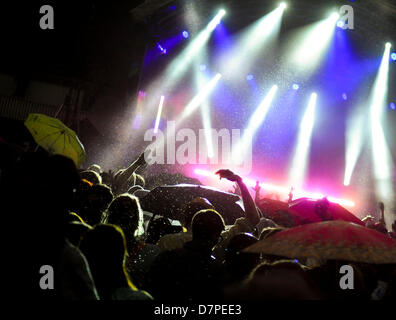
[193,168,355,207]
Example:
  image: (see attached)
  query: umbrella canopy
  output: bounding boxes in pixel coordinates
[139,184,245,225]
[288,198,364,226]
[244,220,396,264]
[24,113,86,167]
[257,198,294,227]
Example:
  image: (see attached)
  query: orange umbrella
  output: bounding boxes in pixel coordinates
[244,220,396,264]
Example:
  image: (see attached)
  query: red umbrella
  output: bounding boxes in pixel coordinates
[257,198,295,227]
[288,198,364,226]
[244,220,396,264]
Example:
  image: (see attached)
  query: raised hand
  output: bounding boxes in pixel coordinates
[215,169,241,182]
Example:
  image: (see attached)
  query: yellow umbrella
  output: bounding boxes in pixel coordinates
[24,113,86,167]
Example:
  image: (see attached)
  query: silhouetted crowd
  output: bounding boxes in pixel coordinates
[0,146,395,301]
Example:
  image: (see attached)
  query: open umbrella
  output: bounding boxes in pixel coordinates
[139,184,245,225]
[257,198,295,227]
[244,220,396,264]
[288,198,364,226]
[24,113,86,167]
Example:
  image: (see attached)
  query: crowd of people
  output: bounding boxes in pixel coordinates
[0,144,395,301]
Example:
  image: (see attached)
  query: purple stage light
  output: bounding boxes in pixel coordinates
[156,43,167,54]
[336,21,345,28]
[390,102,396,110]
[182,31,189,39]
[391,53,396,61]
[246,74,254,81]
[342,93,348,100]
[292,84,299,90]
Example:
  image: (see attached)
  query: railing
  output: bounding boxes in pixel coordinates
[0,95,86,122]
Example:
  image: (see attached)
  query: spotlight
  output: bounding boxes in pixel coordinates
[279,2,287,9]
[154,96,165,133]
[289,92,317,188]
[391,53,396,61]
[369,40,394,207]
[342,93,348,100]
[233,85,278,164]
[180,73,222,119]
[147,8,226,111]
[246,74,254,81]
[156,43,167,54]
[223,4,285,78]
[337,21,345,28]
[207,9,226,31]
[291,12,339,73]
[390,102,396,110]
[195,56,215,159]
[344,106,365,187]
[292,83,299,90]
[182,30,189,38]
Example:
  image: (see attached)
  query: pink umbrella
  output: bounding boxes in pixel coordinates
[244,220,396,264]
[288,198,364,226]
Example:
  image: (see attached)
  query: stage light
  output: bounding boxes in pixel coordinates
[390,102,396,110]
[180,73,222,120]
[290,12,339,73]
[279,3,287,9]
[222,4,285,78]
[342,93,348,100]
[385,42,391,49]
[156,43,167,54]
[344,107,365,186]
[193,168,355,207]
[194,54,215,159]
[246,74,254,81]
[289,92,317,188]
[391,53,396,61]
[233,85,278,164]
[337,21,345,28]
[143,9,226,117]
[292,83,299,90]
[369,41,394,210]
[207,9,226,31]
[182,30,189,38]
[147,74,222,155]
[153,95,165,134]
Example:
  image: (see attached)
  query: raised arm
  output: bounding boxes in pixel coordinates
[216,169,260,226]
[114,152,146,192]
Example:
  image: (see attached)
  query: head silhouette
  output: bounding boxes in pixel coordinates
[79,224,137,299]
[104,193,144,238]
[191,209,225,248]
[181,197,215,230]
